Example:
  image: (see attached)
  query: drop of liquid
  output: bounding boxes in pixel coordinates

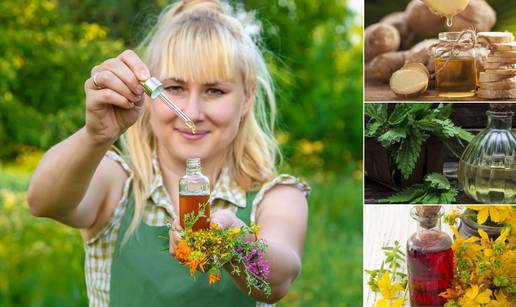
[446,16,453,28]
[185,121,197,134]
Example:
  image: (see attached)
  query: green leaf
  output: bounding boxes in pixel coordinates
[365,120,383,138]
[394,129,428,179]
[438,189,458,204]
[378,184,426,203]
[377,127,407,147]
[365,103,387,123]
[380,173,458,204]
[424,173,451,190]
[455,126,475,143]
[389,104,431,125]
[431,103,453,119]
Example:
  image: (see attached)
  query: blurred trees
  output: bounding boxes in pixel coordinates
[0,0,124,160]
[0,0,362,178]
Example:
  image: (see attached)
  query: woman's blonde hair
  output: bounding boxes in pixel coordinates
[120,0,280,239]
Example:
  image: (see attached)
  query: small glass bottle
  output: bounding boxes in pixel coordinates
[179,158,210,231]
[458,111,516,204]
[407,206,453,307]
[434,32,478,98]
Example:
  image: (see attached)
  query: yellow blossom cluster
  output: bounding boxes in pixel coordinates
[441,206,516,306]
[374,272,405,307]
[175,223,260,284]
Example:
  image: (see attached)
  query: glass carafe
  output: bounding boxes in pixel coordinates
[434,31,478,98]
[459,111,516,204]
[407,206,453,307]
[179,158,210,231]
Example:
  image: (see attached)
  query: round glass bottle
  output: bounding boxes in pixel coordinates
[434,31,478,98]
[179,158,210,231]
[458,111,516,204]
[407,206,453,307]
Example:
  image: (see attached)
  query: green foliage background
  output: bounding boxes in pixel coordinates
[0,0,363,306]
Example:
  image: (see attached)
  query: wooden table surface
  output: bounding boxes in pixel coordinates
[363,206,455,307]
[365,82,516,102]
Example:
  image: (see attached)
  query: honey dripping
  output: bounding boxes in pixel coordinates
[446,16,452,28]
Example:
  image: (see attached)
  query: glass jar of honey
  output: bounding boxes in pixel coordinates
[434,31,478,98]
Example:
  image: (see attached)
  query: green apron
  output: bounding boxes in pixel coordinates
[110,191,257,307]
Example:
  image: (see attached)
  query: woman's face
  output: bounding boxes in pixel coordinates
[148,71,251,165]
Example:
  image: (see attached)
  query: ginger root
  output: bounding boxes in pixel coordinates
[366,39,438,83]
[406,0,444,36]
[365,0,497,83]
[422,0,470,17]
[380,12,413,50]
[390,63,430,98]
[365,52,407,83]
[449,0,496,32]
[365,23,401,63]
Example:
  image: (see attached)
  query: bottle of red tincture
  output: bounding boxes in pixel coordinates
[407,206,454,307]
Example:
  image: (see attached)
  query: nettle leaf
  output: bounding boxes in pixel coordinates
[365,103,387,123]
[378,127,407,147]
[418,117,474,143]
[365,120,383,138]
[389,103,431,125]
[379,184,426,203]
[431,103,453,119]
[381,173,457,204]
[388,104,412,125]
[439,189,458,204]
[394,129,428,179]
[455,126,475,143]
[424,173,450,190]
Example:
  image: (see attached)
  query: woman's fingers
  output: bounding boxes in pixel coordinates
[117,49,150,82]
[89,70,142,103]
[169,218,183,256]
[211,209,244,230]
[88,87,136,110]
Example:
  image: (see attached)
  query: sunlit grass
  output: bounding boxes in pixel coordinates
[280,177,363,307]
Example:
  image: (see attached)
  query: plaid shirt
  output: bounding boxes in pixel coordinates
[84,150,310,306]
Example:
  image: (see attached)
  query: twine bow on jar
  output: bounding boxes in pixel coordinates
[429,29,478,79]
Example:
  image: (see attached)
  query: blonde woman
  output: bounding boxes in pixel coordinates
[27,0,309,306]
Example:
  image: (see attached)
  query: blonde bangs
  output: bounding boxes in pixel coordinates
[154,10,242,84]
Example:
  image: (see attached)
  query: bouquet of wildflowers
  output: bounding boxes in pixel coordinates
[169,203,271,297]
[440,206,516,306]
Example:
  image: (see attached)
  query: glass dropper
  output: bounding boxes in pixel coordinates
[142,77,197,134]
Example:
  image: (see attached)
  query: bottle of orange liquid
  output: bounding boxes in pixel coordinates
[179,158,210,231]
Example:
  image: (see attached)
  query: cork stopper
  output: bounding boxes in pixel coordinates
[412,206,442,228]
[489,103,512,112]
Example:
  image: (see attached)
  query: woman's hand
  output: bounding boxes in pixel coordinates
[84,49,150,145]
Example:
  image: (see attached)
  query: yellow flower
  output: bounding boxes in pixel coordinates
[467,206,513,225]
[495,227,510,244]
[451,226,479,251]
[377,272,403,299]
[460,285,492,306]
[486,290,510,307]
[375,297,404,307]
